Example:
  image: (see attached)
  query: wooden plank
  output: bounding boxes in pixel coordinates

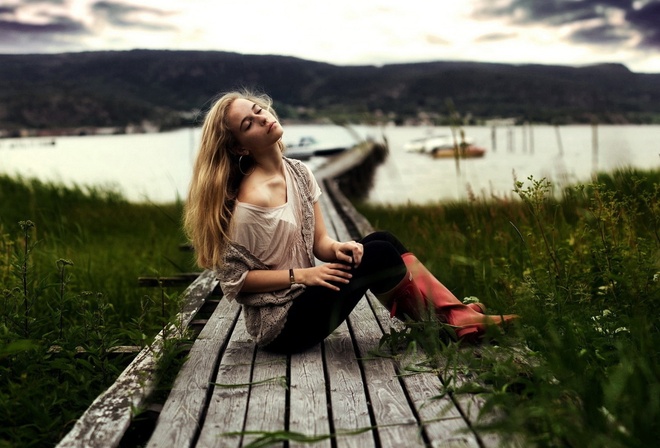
[323,322,376,448]
[324,179,375,237]
[318,185,348,240]
[195,310,256,448]
[242,348,288,447]
[348,298,426,448]
[314,142,374,181]
[323,171,508,447]
[138,273,202,287]
[366,293,481,448]
[146,298,240,448]
[56,269,219,448]
[288,344,331,448]
[322,173,425,445]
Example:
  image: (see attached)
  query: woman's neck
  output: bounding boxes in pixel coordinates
[252,147,284,175]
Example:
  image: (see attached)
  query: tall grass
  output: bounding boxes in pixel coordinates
[0,175,196,447]
[357,168,660,448]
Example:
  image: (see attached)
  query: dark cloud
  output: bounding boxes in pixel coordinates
[0,0,177,52]
[475,32,518,43]
[473,0,660,48]
[569,23,631,44]
[91,1,176,32]
[0,2,87,50]
[474,0,633,24]
[626,1,660,47]
[0,17,85,34]
[0,12,87,53]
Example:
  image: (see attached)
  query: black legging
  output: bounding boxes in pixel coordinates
[265,231,408,353]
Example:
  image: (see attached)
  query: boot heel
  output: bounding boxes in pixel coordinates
[467,302,486,314]
[455,325,480,341]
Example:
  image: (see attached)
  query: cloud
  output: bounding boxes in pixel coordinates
[425,34,450,45]
[625,1,660,46]
[475,32,518,43]
[91,1,177,32]
[474,0,626,25]
[0,0,176,52]
[0,2,88,49]
[472,0,660,48]
[0,17,85,34]
[569,23,631,44]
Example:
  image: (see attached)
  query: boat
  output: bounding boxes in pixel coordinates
[285,136,348,160]
[432,144,486,159]
[404,135,455,153]
[404,134,486,158]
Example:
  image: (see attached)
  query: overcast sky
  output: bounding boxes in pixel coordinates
[1,0,659,73]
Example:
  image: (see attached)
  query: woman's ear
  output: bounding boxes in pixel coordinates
[231,146,248,157]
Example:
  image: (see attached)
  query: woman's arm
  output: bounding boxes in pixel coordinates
[240,201,363,293]
[312,201,363,266]
[242,264,352,293]
[312,201,340,262]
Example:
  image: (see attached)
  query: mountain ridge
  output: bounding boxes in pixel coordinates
[1,49,659,134]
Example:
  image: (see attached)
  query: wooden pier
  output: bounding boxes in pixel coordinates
[57,143,507,448]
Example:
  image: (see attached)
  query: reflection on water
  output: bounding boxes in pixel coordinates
[0,124,658,205]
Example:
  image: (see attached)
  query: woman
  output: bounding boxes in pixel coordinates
[183,90,517,354]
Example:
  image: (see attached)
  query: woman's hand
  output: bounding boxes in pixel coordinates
[297,263,352,291]
[334,241,363,267]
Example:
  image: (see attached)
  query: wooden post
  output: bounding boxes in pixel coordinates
[491,125,497,152]
[592,122,599,175]
[554,125,564,157]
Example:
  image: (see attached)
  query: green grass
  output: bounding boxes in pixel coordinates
[2,167,659,447]
[0,175,196,448]
[356,167,660,448]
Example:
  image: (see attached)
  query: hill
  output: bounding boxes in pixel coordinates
[1,50,659,134]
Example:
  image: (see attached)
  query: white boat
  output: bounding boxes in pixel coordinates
[285,136,348,160]
[403,134,475,153]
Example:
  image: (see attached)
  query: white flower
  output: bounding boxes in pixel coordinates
[462,296,480,304]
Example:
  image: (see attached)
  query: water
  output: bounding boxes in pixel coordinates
[0,125,357,203]
[366,124,660,205]
[1,124,658,205]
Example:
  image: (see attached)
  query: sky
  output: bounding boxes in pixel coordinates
[1,0,660,73]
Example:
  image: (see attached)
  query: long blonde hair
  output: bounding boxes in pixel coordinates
[183,90,284,268]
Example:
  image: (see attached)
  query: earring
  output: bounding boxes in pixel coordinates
[238,154,250,176]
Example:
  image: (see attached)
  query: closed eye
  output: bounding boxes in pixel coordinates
[244,106,263,131]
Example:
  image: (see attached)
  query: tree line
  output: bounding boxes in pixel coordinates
[1,49,659,133]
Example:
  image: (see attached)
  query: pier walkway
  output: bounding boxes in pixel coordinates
[57,143,504,448]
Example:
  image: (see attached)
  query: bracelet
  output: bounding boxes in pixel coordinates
[289,268,296,285]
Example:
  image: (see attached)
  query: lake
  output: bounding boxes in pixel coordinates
[1,124,658,205]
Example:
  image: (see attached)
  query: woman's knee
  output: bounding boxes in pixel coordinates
[361,231,408,255]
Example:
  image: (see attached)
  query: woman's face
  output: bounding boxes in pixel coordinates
[227,98,283,154]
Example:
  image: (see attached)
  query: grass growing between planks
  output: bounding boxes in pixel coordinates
[0,175,196,448]
[356,168,660,448]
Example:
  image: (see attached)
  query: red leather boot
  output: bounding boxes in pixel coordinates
[376,253,518,340]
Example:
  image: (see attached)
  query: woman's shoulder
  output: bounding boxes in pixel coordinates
[284,157,313,181]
